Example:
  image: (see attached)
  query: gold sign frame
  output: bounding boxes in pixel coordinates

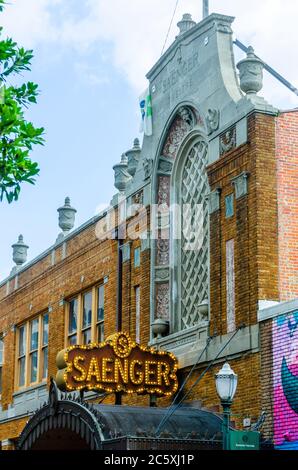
[56,332,178,397]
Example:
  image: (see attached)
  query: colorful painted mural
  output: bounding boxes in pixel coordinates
[273,310,298,450]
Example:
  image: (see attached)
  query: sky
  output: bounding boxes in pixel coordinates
[0,0,298,280]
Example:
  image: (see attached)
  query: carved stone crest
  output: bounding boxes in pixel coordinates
[132,190,143,205]
[143,158,153,180]
[156,239,169,266]
[206,108,220,135]
[220,126,236,155]
[177,106,195,130]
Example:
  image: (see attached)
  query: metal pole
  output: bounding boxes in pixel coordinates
[222,401,232,450]
[203,0,209,18]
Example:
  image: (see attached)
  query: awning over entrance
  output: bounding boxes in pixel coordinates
[17,383,223,450]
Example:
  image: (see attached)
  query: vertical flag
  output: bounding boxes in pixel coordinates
[139,88,153,136]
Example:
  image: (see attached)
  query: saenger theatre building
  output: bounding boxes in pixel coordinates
[0,13,297,450]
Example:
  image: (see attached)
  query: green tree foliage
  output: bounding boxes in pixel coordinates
[0,0,44,203]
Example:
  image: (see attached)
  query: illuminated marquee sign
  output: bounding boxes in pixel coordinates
[56,332,178,397]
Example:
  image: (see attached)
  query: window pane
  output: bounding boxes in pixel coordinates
[98,323,104,342]
[43,314,49,346]
[97,285,104,322]
[135,287,140,343]
[42,347,48,379]
[30,351,38,383]
[30,319,39,351]
[19,357,26,387]
[19,326,26,357]
[83,291,92,328]
[82,328,91,345]
[0,339,3,365]
[69,335,77,346]
[68,298,78,334]
[134,247,141,268]
[0,367,2,394]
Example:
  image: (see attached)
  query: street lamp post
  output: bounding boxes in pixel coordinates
[215,363,238,451]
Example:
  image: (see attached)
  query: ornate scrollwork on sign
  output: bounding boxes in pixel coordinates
[220,126,236,156]
[156,283,170,320]
[143,158,153,180]
[206,108,220,135]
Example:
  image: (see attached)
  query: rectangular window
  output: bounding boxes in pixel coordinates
[29,318,39,383]
[225,194,234,218]
[66,284,105,346]
[16,313,49,390]
[68,298,78,345]
[134,247,141,268]
[0,337,3,396]
[18,325,26,387]
[82,291,92,344]
[97,285,105,343]
[135,286,140,343]
[42,314,49,380]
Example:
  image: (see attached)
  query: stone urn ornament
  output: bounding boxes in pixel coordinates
[126,138,141,177]
[57,197,77,237]
[197,299,209,322]
[113,154,132,192]
[237,46,264,95]
[151,318,169,339]
[12,235,29,267]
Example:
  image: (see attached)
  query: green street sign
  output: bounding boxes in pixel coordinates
[229,430,260,451]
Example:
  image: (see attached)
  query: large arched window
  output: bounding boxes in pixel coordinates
[153,106,209,336]
[174,138,209,331]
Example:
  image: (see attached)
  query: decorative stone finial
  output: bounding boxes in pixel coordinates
[177,14,196,36]
[57,197,77,236]
[237,46,264,95]
[12,234,29,267]
[151,318,169,340]
[113,154,131,192]
[126,138,141,177]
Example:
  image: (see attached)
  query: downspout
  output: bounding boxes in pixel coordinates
[115,226,124,405]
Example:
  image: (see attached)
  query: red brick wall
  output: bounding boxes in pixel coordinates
[276,111,298,300]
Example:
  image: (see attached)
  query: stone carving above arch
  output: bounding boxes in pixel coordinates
[162,106,200,159]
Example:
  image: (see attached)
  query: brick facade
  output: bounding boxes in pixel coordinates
[276,111,298,300]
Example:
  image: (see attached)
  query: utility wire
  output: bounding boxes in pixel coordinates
[155,335,213,435]
[155,325,245,436]
[161,0,180,56]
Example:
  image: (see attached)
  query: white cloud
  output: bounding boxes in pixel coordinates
[1,0,298,106]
